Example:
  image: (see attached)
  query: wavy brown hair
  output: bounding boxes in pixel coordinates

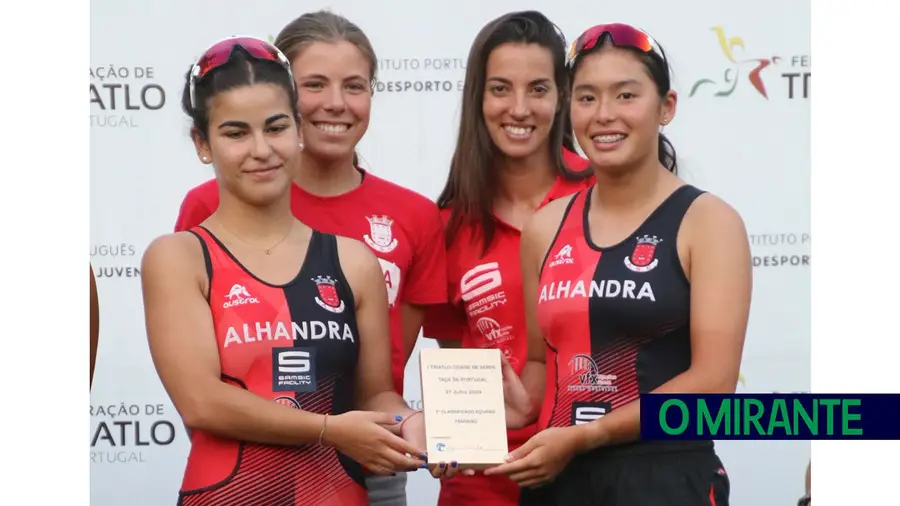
[437,11,590,254]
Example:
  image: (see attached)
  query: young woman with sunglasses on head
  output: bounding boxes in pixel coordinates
[141,37,427,506]
[173,15,447,504]
[483,23,751,505]
[421,11,593,506]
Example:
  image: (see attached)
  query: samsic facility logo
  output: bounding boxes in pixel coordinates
[690,26,810,100]
[90,64,168,128]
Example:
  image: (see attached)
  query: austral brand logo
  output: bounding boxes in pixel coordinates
[690,26,811,100]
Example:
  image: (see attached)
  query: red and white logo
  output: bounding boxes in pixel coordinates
[624,235,661,273]
[364,215,398,253]
[460,263,502,302]
[312,275,345,314]
[223,284,260,309]
[549,243,575,268]
[460,262,508,317]
[273,396,301,410]
[474,317,513,344]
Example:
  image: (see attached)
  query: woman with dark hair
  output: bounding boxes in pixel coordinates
[141,36,426,506]
[173,15,448,503]
[484,23,751,505]
[421,10,592,506]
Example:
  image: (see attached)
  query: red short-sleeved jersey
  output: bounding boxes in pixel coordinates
[174,169,448,393]
[422,171,594,506]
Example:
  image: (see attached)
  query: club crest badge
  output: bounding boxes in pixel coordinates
[312,275,345,313]
[364,215,398,253]
[624,235,661,273]
[273,396,301,410]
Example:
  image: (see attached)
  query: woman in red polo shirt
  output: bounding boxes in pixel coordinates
[173,11,447,506]
[421,10,592,506]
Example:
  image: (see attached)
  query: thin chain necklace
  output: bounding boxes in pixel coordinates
[215,218,295,255]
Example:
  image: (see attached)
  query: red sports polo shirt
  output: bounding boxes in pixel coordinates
[422,171,594,506]
[173,169,448,393]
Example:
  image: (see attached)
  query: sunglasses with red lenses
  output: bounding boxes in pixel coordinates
[189,36,294,109]
[567,23,663,68]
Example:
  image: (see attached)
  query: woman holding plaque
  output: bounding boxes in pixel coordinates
[173,16,448,504]
[483,23,751,505]
[421,10,592,506]
[141,36,427,506]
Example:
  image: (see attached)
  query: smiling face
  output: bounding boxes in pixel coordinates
[290,41,372,166]
[570,45,676,174]
[194,82,301,206]
[481,42,559,161]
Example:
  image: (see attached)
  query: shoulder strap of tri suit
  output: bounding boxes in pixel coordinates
[539,188,589,274]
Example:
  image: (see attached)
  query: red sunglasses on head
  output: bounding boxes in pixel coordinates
[189,36,294,110]
[567,23,663,68]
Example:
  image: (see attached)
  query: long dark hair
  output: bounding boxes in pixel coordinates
[569,32,677,173]
[436,11,590,254]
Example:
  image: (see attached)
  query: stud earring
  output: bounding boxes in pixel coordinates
[298,141,304,151]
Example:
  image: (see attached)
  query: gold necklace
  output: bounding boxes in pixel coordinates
[216,219,295,255]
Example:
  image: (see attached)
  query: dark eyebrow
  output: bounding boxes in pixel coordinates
[217,113,290,130]
[573,79,643,93]
[486,76,553,86]
[299,73,368,82]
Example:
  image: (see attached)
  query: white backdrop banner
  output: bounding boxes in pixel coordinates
[90,0,809,504]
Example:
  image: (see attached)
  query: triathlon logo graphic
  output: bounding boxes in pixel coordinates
[690,26,781,99]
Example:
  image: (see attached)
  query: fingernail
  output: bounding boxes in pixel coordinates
[419,462,428,469]
[451,461,458,468]
[419,453,428,460]
[439,463,445,468]
[394,415,403,422]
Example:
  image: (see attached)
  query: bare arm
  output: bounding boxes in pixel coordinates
[339,238,415,418]
[400,303,426,361]
[90,264,99,388]
[142,234,325,446]
[576,195,752,451]
[516,204,567,423]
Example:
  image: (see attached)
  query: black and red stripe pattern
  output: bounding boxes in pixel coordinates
[177,227,367,506]
[536,186,703,432]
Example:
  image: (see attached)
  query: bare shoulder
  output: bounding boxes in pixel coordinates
[683,192,748,241]
[141,232,206,277]
[334,234,381,287]
[523,192,581,251]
